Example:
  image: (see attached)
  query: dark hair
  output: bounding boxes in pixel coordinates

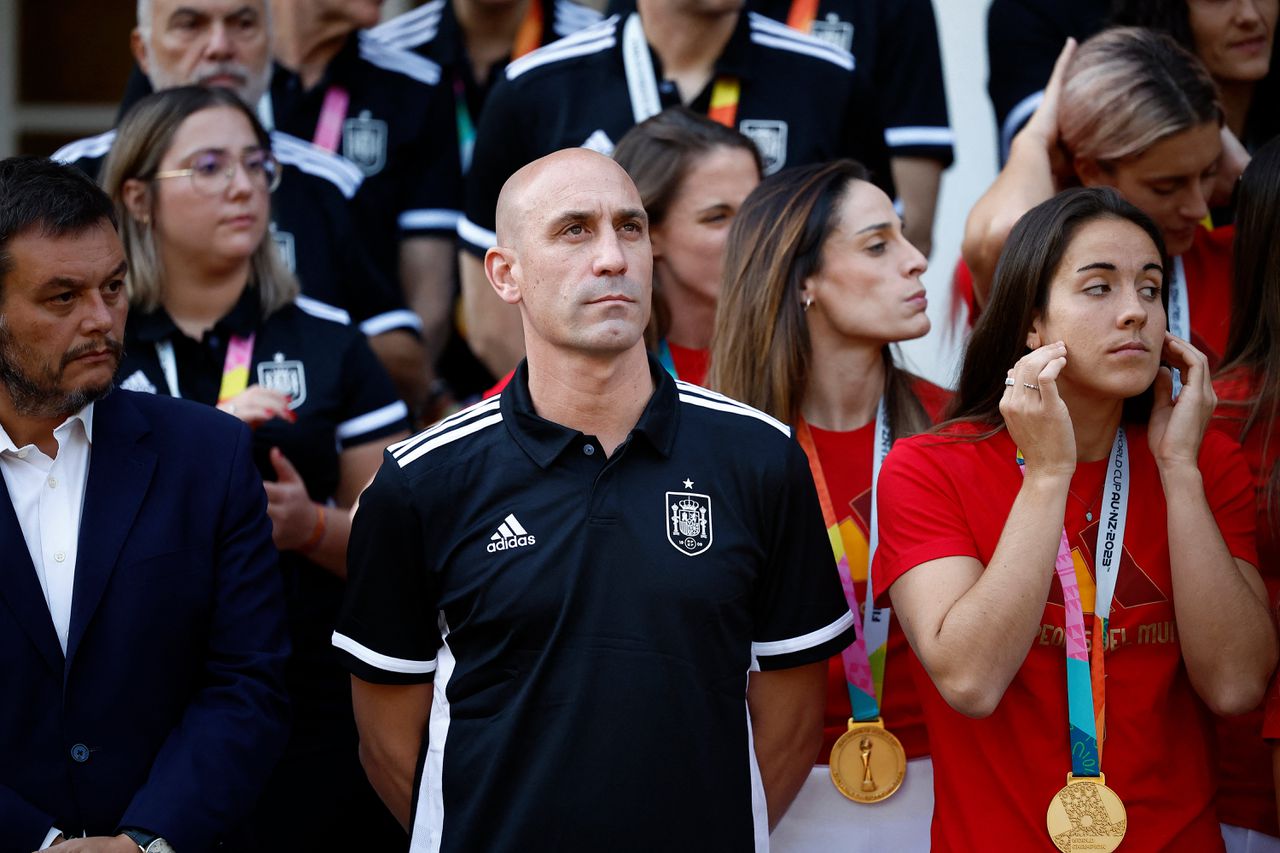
[1219,137,1280,524]
[708,159,929,441]
[0,156,117,295]
[613,107,764,346]
[946,187,1169,430]
[1109,1,1196,48]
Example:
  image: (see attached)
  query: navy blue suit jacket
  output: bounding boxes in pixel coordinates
[0,390,290,852]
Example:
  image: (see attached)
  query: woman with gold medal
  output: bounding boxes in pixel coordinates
[873,185,1277,852]
[708,158,948,850]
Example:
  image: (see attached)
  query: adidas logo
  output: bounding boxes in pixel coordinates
[487,513,537,553]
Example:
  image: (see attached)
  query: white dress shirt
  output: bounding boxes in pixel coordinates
[0,403,94,655]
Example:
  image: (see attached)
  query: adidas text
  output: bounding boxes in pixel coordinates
[488,534,537,553]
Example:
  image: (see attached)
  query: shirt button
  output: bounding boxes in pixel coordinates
[54,551,66,563]
[70,743,90,763]
[583,444,595,456]
[47,477,57,489]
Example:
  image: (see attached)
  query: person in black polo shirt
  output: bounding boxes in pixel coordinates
[456,0,894,378]
[52,0,429,411]
[269,0,464,412]
[334,148,855,851]
[103,86,413,850]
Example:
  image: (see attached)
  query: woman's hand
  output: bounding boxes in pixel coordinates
[1013,38,1076,189]
[263,447,320,552]
[1149,333,1215,471]
[217,384,296,429]
[999,341,1075,479]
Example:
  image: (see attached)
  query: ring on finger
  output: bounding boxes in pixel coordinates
[1023,383,1040,391]
[1004,377,1016,387]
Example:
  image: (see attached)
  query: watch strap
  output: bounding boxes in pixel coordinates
[120,829,157,852]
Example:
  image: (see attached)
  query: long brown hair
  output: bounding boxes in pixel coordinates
[947,187,1169,431]
[1218,137,1280,524]
[707,159,928,441]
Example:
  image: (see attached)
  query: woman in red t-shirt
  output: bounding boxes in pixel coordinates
[709,159,946,850]
[961,28,1244,366]
[877,186,1277,853]
[1212,137,1280,850]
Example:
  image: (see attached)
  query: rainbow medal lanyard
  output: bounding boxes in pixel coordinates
[1167,256,1188,397]
[1017,430,1130,852]
[795,399,907,803]
[621,13,740,130]
[155,333,256,404]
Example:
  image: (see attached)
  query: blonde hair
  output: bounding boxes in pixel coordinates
[100,86,298,315]
[1060,27,1222,166]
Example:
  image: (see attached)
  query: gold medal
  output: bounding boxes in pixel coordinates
[1046,773,1127,852]
[828,718,906,803]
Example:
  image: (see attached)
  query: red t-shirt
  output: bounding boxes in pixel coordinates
[1211,369,1280,835]
[666,342,709,387]
[1183,224,1234,369]
[810,379,951,763]
[874,423,1257,852]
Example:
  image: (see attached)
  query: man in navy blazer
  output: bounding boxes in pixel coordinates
[0,159,289,851]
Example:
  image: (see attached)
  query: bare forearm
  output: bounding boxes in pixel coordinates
[1163,465,1277,713]
[367,331,428,418]
[460,252,525,376]
[923,474,1068,715]
[891,156,942,258]
[747,664,824,829]
[352,680,433,831]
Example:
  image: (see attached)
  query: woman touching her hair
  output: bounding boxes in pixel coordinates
[709,159,947,851]
[878,187,1276,852]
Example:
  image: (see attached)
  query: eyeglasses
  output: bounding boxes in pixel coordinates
[153,148,282,196]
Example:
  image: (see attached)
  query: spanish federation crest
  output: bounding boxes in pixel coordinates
[258,352,307,409]
[343,110,388,175]
[666,486,713,556]
[270,223,297,273]
[811,14,855,53]
[738,120,789,175]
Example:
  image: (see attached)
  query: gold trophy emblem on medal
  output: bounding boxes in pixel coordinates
[829,718,906,803]
[1045,773,1128,852]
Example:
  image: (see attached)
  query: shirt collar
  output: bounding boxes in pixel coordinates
[0,401,95,456]
[616,10,753,82]
[501,352,680,468]
[128,285,262,344]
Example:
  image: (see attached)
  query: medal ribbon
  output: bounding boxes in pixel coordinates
[155,333,256,404]
[312,86,351,154]
[453,75,477,173]
[656,338,678,380]
[622,13,740,129]
[511,0,544,60]
[795,399,892,721]
[785,0,821,31]
[1015,429,1129,777]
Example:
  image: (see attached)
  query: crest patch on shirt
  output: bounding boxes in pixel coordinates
[258,353,307,409]
[811,15,854,53]
[343,110,388,175]
[738,120,788,175]
[666,485,712,556]
[271,223,297,273]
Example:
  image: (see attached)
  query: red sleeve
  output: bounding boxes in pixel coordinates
[1263,668,1280,740]
[1200,429,1259,568]
[873,435,980,599]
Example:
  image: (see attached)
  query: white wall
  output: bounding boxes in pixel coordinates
[896,0,996,389]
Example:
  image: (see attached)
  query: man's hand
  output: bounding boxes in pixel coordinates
[46,835,138,853]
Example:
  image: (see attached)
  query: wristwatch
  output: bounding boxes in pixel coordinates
[120,829,177,853]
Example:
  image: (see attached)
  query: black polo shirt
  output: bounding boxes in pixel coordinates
[987,0,1107,164]
[50,129,419,339]
[269,30,464,281]
[459,10,894,257]
[334,356,855,852]
[370,0,603,156]
[751,0,952,166]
